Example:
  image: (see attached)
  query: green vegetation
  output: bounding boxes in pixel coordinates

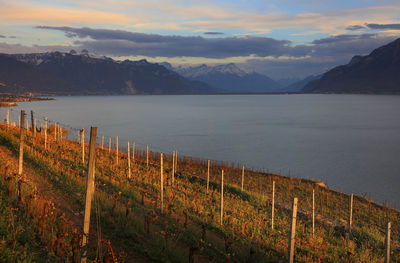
[0,122,398,262]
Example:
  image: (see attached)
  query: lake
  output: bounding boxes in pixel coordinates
[3,94,400,207]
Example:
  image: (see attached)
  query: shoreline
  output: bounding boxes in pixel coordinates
[0,94,55,107]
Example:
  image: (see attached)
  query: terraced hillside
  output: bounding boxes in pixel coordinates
[0,118,398,262]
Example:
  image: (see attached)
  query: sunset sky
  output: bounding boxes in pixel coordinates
[1,0,400,78]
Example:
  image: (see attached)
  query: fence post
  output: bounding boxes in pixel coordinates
[30,110,34,134]
[18,110,25,176]
[81,128,85,163]
[175,150,178,172]
[160,153,164,214]
[108,136,111,153]
[349,193,353,233]
[220,170,224,225]
[44,117,48,150]
[206,160,210,193]
[55,123,57,141]
[6,110,9,126]
[127,141,131,179]
[101,135,104,150]
[272,180,275,230]
[116,136,119,166]
[288,197,298,263]
[146,144,149,167]
[385,221,391,263]
[312,189,315,238]
[172,151,175,185]
[80,127,97,263]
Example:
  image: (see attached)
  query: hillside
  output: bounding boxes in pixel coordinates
[165,63,283,93]
[0,117,399,262]
[0,52,215,95]
[303,38,400,94]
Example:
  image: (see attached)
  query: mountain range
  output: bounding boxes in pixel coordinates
[303,38,400,94]
[0,51,214,95]
[162,63,286,93]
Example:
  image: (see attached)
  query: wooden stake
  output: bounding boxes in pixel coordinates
[220,170,224,225]
[272,181,275,230]
[80,127,97,263]
[312,189,315,238]
[146,144,149,167]
[349,193,353,233]
[241,165,245,192]
[385,221,391,263]
[175,150,178,172]
[160,153,164,214]
[44,117,47,150]
[18,110,25,176]
[54,123,57,141]
[172,151,175,185]
[116,136,119,166]
[288,197,298,263]
[206,160,210,193]
[6,110,9,125]
[127,141,131,179]
[81,128,85,163]
[108,136,111,153]
[101,135,104,150]
[30,110,34,134]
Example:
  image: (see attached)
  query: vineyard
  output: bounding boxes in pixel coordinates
[0,110,399,262]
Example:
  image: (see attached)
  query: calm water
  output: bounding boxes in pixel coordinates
[3,95,400,206]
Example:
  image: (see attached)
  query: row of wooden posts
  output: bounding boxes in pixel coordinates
[8,109,394,263]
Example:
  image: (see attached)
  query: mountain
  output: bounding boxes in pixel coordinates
[303,38,400,94]
[285,74,322,92]
[0,51,215,95]
[165,63,283,93]
[276,77,301,87]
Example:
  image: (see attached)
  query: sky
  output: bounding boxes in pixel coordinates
[0,0,400,79]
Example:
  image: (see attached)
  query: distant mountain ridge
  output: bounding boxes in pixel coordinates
[163,63,284,93]
[303,38,400,94]
[0,51,215,95]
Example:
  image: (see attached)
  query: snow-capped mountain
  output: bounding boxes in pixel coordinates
[162,62,283,93]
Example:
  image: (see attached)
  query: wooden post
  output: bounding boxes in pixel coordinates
[160,153,164,214]
[108,136,111,153]
[385,221,391,263]
[220,170,224,225]
[172,151,175,185]
[272,181,275,230]
[80,127,97,263]
[18,111,25,176]
[26,119,29,132]
[288,197,298,263]
[146,144,149,167]
[81,128,85,163]
[6,110,9,125]
[127,141,131,179]
[349,193,353,233]
[116,136,119,166]
[312,189,315,238]
[18,115,20,127]
[241,165,245,192]
[206,160,210,193]
[30,110,34,133]
[44,118,48,149]
[101,135,104,150]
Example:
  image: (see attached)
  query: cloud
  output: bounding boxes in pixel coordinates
[366,23,400,30]
[203,32,224,35]
[311,34,376,44]
[37,26,311,58]
[346,25,365,31]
